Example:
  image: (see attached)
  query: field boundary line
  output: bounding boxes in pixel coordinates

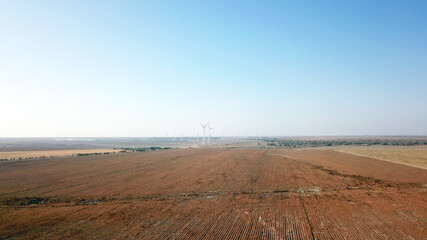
[335,150,427,170]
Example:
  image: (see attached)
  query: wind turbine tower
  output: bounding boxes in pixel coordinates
[200,123,208,145]
[208,124,213,144]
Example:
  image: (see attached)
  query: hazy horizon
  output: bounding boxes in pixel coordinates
[1,1,427,137]
[1,135,427,139]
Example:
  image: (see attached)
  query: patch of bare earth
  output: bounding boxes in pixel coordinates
[0,149,426,239]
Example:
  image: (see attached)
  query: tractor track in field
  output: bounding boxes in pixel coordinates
[298,194,316,240]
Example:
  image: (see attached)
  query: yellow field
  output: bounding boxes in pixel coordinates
[337,146,427,169]
[0,149,119,160]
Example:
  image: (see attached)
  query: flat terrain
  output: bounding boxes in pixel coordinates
[0,149,119,161]
[0,148,426,239]
[336,146,427,169]
[0,138,200,152]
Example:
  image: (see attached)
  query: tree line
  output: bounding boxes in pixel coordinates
[263,138,427,148]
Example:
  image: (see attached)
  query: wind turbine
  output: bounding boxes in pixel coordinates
[208,123,213,144]
[200,123,208,145]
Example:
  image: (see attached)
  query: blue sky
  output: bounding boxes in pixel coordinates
[1,1,426,137]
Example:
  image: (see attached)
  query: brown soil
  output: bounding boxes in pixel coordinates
[0,148,426,239]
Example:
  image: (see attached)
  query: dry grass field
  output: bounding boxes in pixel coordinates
[0,149,119,161]
[0,148,426,239]
[336,146,427,169]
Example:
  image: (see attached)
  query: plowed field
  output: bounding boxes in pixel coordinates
[0,148,426,239]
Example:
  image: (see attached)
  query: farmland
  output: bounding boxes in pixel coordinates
[0,148,426,239]
[336,146,427,169]
[0,149,119,161]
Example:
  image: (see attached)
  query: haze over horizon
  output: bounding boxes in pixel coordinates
[1,1,427,137]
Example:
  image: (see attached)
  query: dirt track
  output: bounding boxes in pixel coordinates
[0,148,426,239]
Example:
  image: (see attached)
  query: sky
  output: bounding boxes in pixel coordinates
[1,0,426,137]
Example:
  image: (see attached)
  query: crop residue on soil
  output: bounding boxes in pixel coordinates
[0,148,426,239]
